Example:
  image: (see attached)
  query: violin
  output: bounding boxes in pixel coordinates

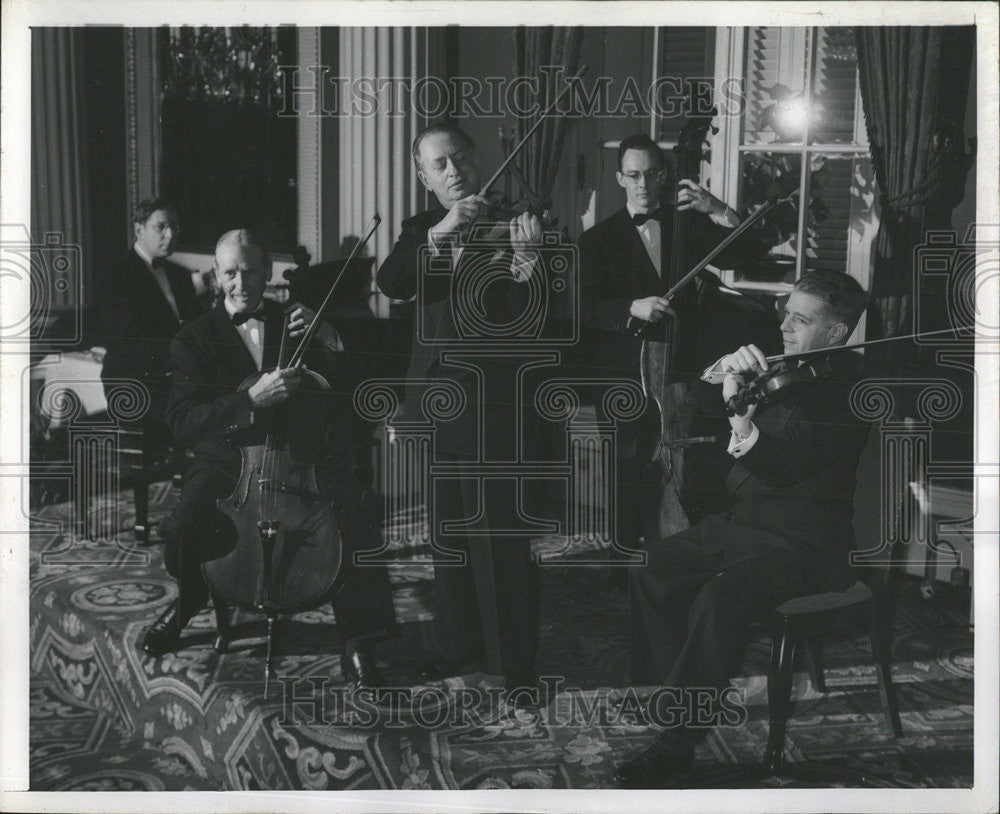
[725,355,835,416]
[723,326,970,417]
[203,214,382,695]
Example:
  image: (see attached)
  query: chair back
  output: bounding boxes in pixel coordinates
[850,422,912,593]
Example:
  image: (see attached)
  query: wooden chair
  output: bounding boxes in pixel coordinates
[118,420,187,543]
[761,428,905,773]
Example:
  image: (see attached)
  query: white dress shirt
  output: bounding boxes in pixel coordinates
[626,202,663,276]
[224,299,265,370]
[626,199,741,279]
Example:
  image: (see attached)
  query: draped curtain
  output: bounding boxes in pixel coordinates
[511,27,584,210]
[855,26,975,375]
[31,28,90,310]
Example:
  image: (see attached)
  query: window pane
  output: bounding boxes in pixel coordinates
[742,27,811,146]
[804,152,877,275]
[733,151,802,285]
[810,27,862,145]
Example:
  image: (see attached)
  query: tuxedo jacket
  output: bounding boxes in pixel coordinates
[97,247,202,387]
[377,208,532,457]
[578,205,777,384]
[700,352,869,583]
[165,299,350,475]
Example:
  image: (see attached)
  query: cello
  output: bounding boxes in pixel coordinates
[202,214,381,695]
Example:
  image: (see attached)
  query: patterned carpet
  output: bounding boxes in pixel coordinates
[28,481,974,790]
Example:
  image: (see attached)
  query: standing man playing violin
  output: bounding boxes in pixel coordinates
[377,121,544,695]
[615,269,869,788]
[579,133,778,573]
[143,229,396,689]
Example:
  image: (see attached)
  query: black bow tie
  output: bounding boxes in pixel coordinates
[632,210,661,226]
[232,310,264,326]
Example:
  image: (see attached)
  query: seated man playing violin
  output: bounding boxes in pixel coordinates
[142,229,396,690]
[615,268,869,788]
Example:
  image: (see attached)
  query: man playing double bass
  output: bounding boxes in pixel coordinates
[143,229,396,689]
[579,133,780,574]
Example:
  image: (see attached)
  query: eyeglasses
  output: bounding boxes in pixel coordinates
[621,170,665,184]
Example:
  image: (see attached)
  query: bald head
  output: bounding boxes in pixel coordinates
[213,229,270,314]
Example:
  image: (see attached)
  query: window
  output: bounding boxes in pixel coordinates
[157,27,298,253]
[717,26,878,296]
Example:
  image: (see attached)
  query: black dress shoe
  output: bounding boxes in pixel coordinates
[612,734,695,789]
[341,645,385,690]
[141,601,185,656]
[502,672,547,709]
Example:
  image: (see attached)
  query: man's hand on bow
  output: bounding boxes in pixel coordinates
[630,296,676,323]
[431,194,492,241]
[287,304,335,344]
[248,368,302,408]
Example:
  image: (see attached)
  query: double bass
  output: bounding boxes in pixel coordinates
[638,104,722,538]
[638,104,793,536]
[202,215,381,694]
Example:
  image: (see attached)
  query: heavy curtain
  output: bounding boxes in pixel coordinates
[511,27,584,211]
[855,26,975,375]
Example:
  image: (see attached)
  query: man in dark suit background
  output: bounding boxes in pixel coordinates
[143,229,396,689]
[614,269,870,788]
[377,121,544,693]
[579,134,779,562]
[96,198,202,447]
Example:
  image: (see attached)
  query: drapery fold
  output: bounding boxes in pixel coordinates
[855,26,975,375]
[511,27,584,211]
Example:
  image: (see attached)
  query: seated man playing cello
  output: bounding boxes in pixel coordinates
[616,269,869,788]
[142,229,396,690]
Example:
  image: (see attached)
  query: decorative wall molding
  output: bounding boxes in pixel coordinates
[124,30,160,222]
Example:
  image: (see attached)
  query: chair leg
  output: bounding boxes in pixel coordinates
[802,637,826,694]
[869,609,903,737]
[211,591,233,654]
[765,618,798,774]
[133,473,149,543]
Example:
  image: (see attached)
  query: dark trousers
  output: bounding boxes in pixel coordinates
[164,466,397,645]
[431,469,539,680]
[629,516,833,702]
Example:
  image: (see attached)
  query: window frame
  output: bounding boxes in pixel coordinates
[709,25,878,307]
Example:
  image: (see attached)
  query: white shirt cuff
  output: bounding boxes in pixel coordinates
[701,356,728,384]
[727,422,759,457]
[323,330,345,353]
[511,251,538,282]
[709,206,741,228]
[427,228,443,256]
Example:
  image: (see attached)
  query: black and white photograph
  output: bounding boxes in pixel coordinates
[1,2,997,812]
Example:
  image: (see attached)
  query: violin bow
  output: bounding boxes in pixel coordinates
[477,64,590,199]
[764,325,975,365]
[629,175,800,337]
[286,212,382,369]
